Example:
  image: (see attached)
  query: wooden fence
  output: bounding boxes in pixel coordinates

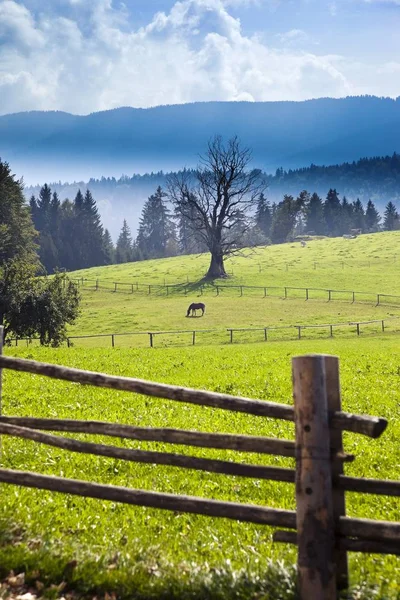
[7,317,400,349]
[71,277,400,307]
[0,336,399,598]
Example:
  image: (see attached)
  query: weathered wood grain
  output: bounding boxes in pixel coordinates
[0,356,387,438]
[0,467,297,527]
[0,422,296,482]
[0,416,296,456]
[293,354,336,599]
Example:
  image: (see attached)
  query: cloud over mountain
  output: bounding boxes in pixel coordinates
[0,0,354,115]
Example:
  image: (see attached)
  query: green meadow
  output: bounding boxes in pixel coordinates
[1,232,400,598]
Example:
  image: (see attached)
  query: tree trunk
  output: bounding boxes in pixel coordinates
[205,250,227,279]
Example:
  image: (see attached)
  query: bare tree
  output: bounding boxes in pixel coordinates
[167,136,266,279]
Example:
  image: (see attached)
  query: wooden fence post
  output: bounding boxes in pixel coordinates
[382,320,385,332]
[149,333,153,348]
[192,331,196,346]
[111,335,115,348]
[292,355,336,600]
[324,355,349,591]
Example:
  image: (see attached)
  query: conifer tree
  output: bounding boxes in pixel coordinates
[383,201,400,231]
[365,200,381,232]
[116,219,134,263]
[270,195,299,243]
[323,189,342,236]
[305,192,324,234]
[102,229,115,264]
[351,198,365,231]
[339,196,353,235]
[255,193,272,239]
[137,187,177,259]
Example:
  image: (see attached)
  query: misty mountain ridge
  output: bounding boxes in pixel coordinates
[2,96,400,184]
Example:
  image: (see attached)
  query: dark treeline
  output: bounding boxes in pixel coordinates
[30,183,399,273]
[24,153,400,241]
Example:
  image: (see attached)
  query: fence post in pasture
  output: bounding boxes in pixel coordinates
[148,285,151,295]
[382,320,385,332]
[305,288,309,301]
[131,284,134,294]
[264,287,267,298]
[240,286,243,297]
[284,287,288,299]
[264,328,268,341]
[114,283,117,293]
[297,326,301,340]
[356,323,360,336]
[136,282,139,291]
[229,330,233,343]
[111,335,115,348]
[328,290,332,302]
[192,331,196,346]
[377,294,380,306]
[15,338,18,347]
[292,355,336,600]
[330,325,333,338]
[81,277,84,286]
[352,291,355,303]
[324,355,349,591]
[166,285,169,296]
[67,338,70,348]
[149,333,154,348]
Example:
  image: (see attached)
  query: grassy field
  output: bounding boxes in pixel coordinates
[1,232,400,598]
[59,232,400,345]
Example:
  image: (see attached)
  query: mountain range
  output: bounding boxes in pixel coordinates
[2,96,400,185]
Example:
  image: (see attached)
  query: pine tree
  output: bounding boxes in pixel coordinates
[383,202,400,231]
[0,160,38,264]
[351,198,365,231]
[137,187,177,259]
[255,193,272,239]
[304,193,324,234]
[102,229,115,265]
[270,195,299,244]
[81,189,107,267]
[116,220,134,263]
[339,196,353,235]
[323,189,342,236]
[365,200,381,232]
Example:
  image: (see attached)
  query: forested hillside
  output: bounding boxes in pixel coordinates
[25,153,400,240]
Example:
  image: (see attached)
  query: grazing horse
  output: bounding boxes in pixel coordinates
[186,302,206,317]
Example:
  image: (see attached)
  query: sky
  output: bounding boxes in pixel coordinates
[0,0,399,116]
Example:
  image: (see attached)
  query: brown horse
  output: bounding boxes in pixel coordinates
[186,302,206,317]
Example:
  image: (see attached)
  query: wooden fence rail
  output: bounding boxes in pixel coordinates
[8,317,400,349]
[72,276,400,307]
[0,331,398,600]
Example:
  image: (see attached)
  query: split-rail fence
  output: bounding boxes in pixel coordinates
[0,328,399,599]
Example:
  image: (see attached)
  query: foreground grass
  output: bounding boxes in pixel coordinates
[1,337,399,598]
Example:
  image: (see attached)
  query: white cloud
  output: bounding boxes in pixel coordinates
[0,0,379,116]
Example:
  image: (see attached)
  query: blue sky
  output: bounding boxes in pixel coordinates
[0,0,399,115]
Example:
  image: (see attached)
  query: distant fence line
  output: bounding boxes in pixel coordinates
[69,277,400,307]
[8,318,400,349]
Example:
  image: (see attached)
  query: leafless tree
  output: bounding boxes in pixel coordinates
[167,136,266,279]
